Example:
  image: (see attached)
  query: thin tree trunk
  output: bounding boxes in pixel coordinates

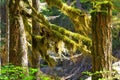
[6,0,9,65]
[0,0,8,66]
[19,15,28,75]
[32,0,41,79]
[91,2,112,80]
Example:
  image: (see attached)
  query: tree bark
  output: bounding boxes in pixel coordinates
[31,0,41,79]
[9,0,21,66]
[91,2,112,80]
[19,15,28,74]
[9,0,28,68]
[0,0,8,66]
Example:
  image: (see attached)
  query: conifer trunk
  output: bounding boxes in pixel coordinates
[9,0,28,68]
[91,2,112,79]
[9,0,21,66]
[0,0,8,66]
[31,0,41,79]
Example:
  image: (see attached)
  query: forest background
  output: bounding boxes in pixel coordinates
[0,0,120,80]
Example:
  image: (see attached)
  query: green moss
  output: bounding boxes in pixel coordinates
[52,30,91,54]
[22,1,92,64]
[45,0,63,8]
[51,24,92,49]
[91,1,112,14]
[45,0,90,36]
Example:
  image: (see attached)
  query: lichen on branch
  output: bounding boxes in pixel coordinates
[45,0,91,36]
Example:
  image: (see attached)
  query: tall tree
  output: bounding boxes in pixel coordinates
[31,0,41,79]
[9,0,28,68]
[91,1,112,79]
[22,0,113,79]
[0,0,8,66]
[45,0,113,79]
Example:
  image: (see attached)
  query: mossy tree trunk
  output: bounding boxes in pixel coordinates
[0,0,8,66]
[9,0,28,68]
[9,0,21,66]
[31,0,41,79]
[91,2,112,80]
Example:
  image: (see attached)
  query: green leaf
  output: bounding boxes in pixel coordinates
[80,0,90,3]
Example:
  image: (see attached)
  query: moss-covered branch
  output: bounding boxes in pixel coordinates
[50,24,92,49]
[21,5,92,54]
[45,0,91,36]
[21,0,92,55]
[52,30,91,54]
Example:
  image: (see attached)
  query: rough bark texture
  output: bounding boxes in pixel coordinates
[1,0,6,34]
[19,16,28,68]
[31,0,40,68]
[31,0,41,79]
[91,2,112,80]
[9,0,21,66]
[9,0,28,68]
[0,0,8,66]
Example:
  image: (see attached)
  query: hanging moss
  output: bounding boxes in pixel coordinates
[50,24,92,49]
[21,6,92,53]
[45,0,63,8]
[91,1,113,14]
[52,30,91,54]
[45,0,91,36]
[21,0,92,66]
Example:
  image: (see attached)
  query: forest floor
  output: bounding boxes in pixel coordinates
[40,49,120,80]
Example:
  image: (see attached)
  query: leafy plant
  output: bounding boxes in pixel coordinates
[82,70,120,80]
[0,64,55,80]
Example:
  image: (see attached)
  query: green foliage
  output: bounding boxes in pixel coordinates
[80,0,90,3]
[0,64,54,80]
[112,0,120,15]
[40,75,51,80]
[112,26,120,50]
[0,0,6,6]
[82,70,120,80]
[112,15,120,50]
[42,7,74,31]
[40,0,45,3]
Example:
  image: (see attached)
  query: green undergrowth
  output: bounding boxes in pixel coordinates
[0,64,59,80]
[82,71,120,80]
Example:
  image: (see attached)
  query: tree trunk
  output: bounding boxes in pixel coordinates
[91,2,112,80]
[9,0,28,68]
[0,0,8,66]
[9,0,22,66]
[31,0,41,79]
[1,0,6,35]
[19,15,28,74]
